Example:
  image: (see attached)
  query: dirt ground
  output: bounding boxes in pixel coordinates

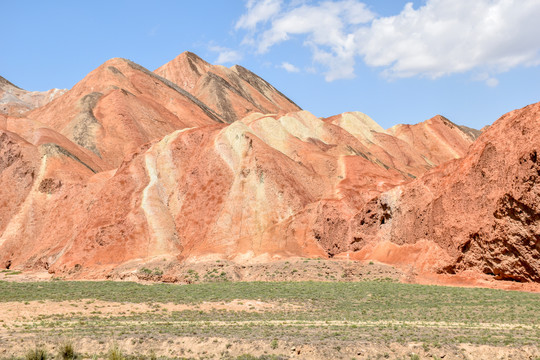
[4,258,540,293]
[0,296,538,359]
[1,259,539,359]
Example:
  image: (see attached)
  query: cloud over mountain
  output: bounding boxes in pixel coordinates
[236,0,540,84]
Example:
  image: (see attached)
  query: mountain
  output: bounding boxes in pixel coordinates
[348,102,540,282]
[0,108,477,278]
[7,52,535,287]
[22,58,224,168]
[324,112,476,179]
[0,75,65,116]
[155,52,301,123]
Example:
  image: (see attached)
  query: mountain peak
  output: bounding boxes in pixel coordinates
[155,51,301,123]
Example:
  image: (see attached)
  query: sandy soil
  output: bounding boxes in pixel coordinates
[1,259,540,359]
[0,299,300,323]
[1,331,539,360]
[0,298,538,359]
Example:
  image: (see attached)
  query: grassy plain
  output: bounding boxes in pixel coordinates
[0,278,539,359]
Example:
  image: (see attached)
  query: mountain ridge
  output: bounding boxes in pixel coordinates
[2,51,535,289]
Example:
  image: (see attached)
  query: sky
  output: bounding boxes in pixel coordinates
[2,0,540,129]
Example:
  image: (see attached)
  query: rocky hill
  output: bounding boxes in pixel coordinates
[348,102,540,282]
[0,75,65,116]
[155,52,301,123]
[2,52,536,286]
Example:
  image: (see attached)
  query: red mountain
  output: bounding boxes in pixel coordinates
[3,52,535,288]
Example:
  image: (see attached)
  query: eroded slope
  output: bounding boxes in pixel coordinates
[155,52,301,123]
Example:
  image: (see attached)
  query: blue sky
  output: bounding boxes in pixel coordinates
[2,0,540,129]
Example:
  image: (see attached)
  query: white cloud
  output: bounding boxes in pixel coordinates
[235,0,540,84]
[281,62,300,72]
[253,0,374,81]
[474,73,500,87]
[256,1,374,53]
[486,78,499,87]
[359,0,540,79]
[209,46,243,64]
[236,0,283,30]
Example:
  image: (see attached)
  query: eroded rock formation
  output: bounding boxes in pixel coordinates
[349,102,540,282]
[1,52,536,285]
[0,75,65,116]
[155,52,301,123]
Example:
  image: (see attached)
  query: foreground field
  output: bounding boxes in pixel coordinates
[0,279,539,359]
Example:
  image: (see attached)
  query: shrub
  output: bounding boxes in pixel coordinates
[107,344,125,360]
[58,341,77,360]
[140,268,152,275]
[25,347,47,360]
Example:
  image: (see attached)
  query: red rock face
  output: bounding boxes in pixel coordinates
[5,52,535,286]
[155,52,301,123]
[0,107,476,277]
[349,102,540,282]
[25,58,223,169]
[0,131,39,240]
[387,115,477,165]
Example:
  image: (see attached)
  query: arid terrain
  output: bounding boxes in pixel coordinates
[1,52,540,359]
[1,272,540,359]
[2,51,538,285]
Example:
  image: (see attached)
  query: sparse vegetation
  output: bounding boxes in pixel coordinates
[107,344,125,360]
[58,341,77,360]
[25,346,47,360]
[139,267,163,277]
[0,280,538,358]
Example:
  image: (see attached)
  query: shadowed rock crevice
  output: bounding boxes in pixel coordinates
[450,230,540,282]
[38,178,62,194]
[107,66,125,76]
[494,194,540,225]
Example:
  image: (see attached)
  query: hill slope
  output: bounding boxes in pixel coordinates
[4,52,529,286]
[349,102,540,282]
[0,75,65,116]
[155,52,301,123]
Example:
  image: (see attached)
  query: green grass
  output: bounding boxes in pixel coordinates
[2,270,22,276]
[0,280,539,324]
[1,280,539,355]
